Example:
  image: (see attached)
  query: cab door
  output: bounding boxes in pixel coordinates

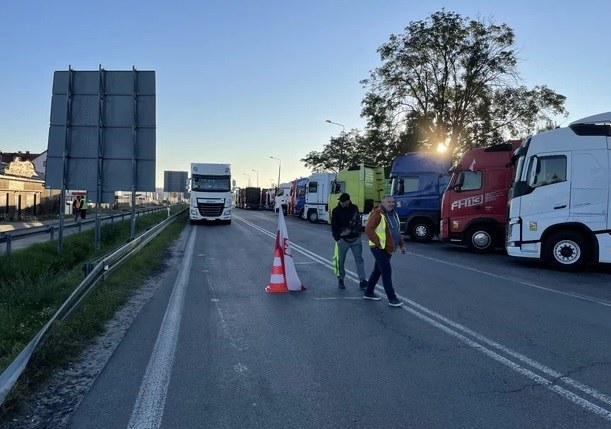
[518,153,570,242]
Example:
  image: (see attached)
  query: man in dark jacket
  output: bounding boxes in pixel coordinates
[331,193,367,289]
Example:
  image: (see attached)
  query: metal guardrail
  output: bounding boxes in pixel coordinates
[0,206,169,254]
[0,208,187,405]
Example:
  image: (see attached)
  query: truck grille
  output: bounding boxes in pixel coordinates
[198,203,224,217]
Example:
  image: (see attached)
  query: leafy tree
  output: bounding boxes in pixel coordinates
[360,9,567,156]
[302,131,362,173]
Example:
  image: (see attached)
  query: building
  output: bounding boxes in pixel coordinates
[0,154,60,219]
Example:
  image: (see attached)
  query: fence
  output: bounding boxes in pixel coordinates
[0,206,170,255]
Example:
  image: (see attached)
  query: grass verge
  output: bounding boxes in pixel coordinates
[0,209,187,419]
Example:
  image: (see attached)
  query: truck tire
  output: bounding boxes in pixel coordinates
[542,231,590,271]
[408,219,434,243]
[466,226,494,253]
[308,210,319,223]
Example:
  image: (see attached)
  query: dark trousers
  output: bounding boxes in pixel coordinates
[366,247,397,300]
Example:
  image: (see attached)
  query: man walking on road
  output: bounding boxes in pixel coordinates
[331,193,368,289]
[363,195,406,307]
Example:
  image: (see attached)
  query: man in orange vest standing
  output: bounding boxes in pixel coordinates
[363,195,406,307]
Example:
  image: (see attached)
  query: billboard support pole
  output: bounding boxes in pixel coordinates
[58,65,74,254]
[95,65,106,249]
[130,66,139,240]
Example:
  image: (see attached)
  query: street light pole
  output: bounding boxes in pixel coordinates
[325,119,346,171]
[270,156,281,190]
[251,169,259,187]
[242,173,251,187]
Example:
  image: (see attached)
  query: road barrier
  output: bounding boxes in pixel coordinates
[0,207,169,255]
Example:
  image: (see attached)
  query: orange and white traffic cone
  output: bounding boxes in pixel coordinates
[265,246,289,293]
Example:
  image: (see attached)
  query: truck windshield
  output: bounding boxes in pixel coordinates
[192,175,231,192]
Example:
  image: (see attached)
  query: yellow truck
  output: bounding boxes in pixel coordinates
[327,163,390,224]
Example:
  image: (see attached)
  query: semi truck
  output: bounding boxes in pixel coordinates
[390,153,451,242]
[289,177,308,218]
[189,163,232,224]
[440,141,521,252]
[302,172,336,223]
[328,164,389,225]
[274,183,291,214]
[238,187,262,209]
[507,112,611,270]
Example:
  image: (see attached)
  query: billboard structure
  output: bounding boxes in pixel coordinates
[163,171,188,193]
[45,66,156,250]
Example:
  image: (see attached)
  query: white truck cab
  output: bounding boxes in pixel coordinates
[506,112,611,270]
[274,183,291,214]
[303,172,336,222]
[189,163,232,224]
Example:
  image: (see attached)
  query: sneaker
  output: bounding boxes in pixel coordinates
[363,293,381,301]
[388,298,403,307]
[359,280,368,290]
[338,279,345,289]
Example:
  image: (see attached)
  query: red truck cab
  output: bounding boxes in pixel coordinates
[440,141,521,252]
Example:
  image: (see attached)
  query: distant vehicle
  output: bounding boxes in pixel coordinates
[189,163,232,224]
[303,172,336,222]
[440,141,521,252]
[289,178,308,218]
[261,188,275,210]
[507,112,611,270]
[328,164,389,225]
[390,153,451,242]
[238,187,262,209]
[274,183,291,214]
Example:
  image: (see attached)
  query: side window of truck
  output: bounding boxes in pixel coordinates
[530,155,567,188]
[395,177,419,194]
[332,181,345,193]
[308,182,318,193]
[458,171,482,191]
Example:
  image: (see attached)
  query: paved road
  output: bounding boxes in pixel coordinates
[69,209,611,428]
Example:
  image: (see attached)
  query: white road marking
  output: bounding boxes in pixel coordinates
[127,227,196,429]
[235,214,611,422]
[407,252,611,308]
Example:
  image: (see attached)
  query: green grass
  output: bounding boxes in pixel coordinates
[0,209,187,418]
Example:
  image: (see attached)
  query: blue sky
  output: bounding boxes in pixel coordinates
[1,0,610,188]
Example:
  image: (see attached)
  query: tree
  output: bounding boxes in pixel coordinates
[302,130,364,172]
[360,9,567,156]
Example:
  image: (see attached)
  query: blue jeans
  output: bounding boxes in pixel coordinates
[337,237,366,281]
[366,247,397,300]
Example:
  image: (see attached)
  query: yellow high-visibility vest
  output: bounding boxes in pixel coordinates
[368,212,387,248]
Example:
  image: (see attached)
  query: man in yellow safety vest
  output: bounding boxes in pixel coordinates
[363,195,406,307]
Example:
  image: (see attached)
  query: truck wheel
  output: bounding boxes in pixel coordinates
[408,220,434,243]
[543,231,589,271]
[308,210,319,223]
[466,226,494,253]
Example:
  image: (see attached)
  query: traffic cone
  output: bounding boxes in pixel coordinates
[265,246,289,293]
